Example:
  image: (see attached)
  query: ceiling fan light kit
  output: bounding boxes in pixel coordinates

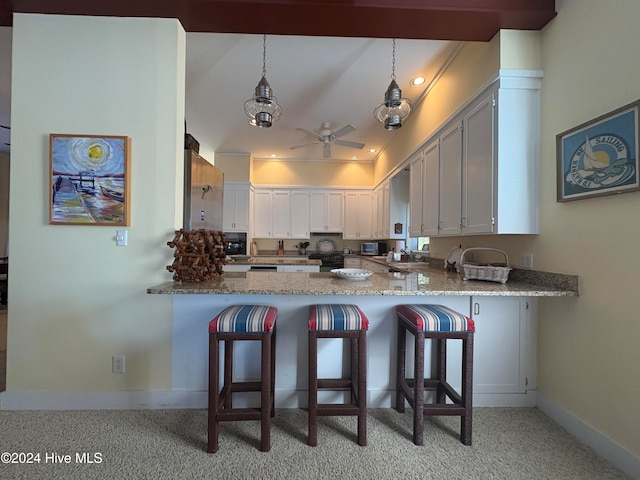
[374,39,412,131]
[244,34,282,128]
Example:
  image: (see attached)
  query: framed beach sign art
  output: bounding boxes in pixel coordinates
[49,134,131,225]
[556,100,640,202]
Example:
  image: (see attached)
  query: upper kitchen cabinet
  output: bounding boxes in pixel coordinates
[253,188,291,238]
[222,182,251,232]
[309,190,344,233]
[410,70,542,237]
[343,190,373,239]
[290,190,310,238]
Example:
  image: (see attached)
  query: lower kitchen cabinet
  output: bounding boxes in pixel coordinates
[343,257,361,268]
[222,264,251,272]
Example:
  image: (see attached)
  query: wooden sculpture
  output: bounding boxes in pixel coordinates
[166,229,227,282]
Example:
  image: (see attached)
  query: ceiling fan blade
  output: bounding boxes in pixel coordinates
[331,124,355,138]
[335,139,365,149]
[289,143,316,150]
[323,143,331,158]
[296,127,323,141]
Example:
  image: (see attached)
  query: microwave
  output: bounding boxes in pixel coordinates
[360,243,378,256]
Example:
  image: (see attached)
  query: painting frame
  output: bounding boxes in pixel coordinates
[49,134,131,225]
[556,100,640,202]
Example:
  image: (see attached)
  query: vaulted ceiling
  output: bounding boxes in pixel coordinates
[0,1,556,160]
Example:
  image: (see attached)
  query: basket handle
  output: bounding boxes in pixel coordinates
[460,247,509,265]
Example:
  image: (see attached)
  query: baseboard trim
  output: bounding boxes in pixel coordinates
[1,388,536,410]
[537,392,640,480]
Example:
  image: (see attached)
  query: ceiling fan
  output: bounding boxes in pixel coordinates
[290,122,364,158]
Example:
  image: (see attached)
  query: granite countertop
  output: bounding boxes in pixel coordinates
[226,255,321,266]
[147,264,579,297]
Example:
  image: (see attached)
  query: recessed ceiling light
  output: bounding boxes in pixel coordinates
[368,148,376,154]
[410,77,426,87]
[352,156,359,160]
[270,154,277,158]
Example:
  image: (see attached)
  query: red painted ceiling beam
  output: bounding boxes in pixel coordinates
[0,0,556,41]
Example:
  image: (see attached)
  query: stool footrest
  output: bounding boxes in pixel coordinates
[315,404,362,416]
[422,405,467,416]
[216,408,263,422]
[317,378,354,390]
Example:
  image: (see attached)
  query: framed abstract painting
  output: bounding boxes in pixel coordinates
[49,134,131,225]
[556,100,640,202]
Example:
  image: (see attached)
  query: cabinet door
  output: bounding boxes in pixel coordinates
[290,190,310,238]
[325,191,344,232]
[252,190,272,237]
[463,93,495,234]
[380,182,390,238]
[421,140,440,237]
[408,152,424,237]
[271,190,291,237]
[471,296,529,394]
[309,191,327,232]
[439,120,463,236]
[223,183,250,232]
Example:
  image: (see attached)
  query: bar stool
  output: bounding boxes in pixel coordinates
[308,304,369,447]
[396,304,475,446]
[207,305,277,453]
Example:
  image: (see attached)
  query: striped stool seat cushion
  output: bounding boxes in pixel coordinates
[396,304,475,332]
[309,304,369,331]
[209,305,277,333]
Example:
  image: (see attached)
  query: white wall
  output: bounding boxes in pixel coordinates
[3,14,184,393]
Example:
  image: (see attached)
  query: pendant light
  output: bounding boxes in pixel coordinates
[374,39,412,131]
[244,35,282,128]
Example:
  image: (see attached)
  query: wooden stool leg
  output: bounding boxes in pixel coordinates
[413,331,425,446]
[396,320,406,413]
[207,333,220,453]
[357,330,367,446]
[461,334,474,445]
[350,337,358,405]
[260,332,272,452]
[270,324,277,417]
[223,339,234,409]
[308,331,318,446]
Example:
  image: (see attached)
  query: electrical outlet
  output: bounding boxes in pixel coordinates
[112,355,125,373]
[520,253,533,268]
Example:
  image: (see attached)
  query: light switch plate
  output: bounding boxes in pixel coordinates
[116,230,128,246]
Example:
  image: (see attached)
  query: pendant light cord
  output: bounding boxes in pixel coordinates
[262,34,267,78]
[391,38,396,81]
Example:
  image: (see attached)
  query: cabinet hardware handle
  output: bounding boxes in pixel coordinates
[474,302,480,315]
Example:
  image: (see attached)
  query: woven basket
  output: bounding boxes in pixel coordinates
[460,248,511,284]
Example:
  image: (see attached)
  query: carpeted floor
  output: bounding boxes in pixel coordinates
[0,407,631,479]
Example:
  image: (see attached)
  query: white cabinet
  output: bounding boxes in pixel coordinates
[252,189,274,238]
[343,190,373,239]
[253,188,310,239]
[470,297,535,394]
[438,120,463,236]
[409,141,439,237]
[409,71,541,237]
[309,190,343,232]
[222,182,250,232]
[344,257,361,268]
[290,190,310,239]
[462,93,494,234]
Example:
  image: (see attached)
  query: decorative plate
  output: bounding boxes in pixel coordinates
[316,239,336,253]
[331,268,373,281]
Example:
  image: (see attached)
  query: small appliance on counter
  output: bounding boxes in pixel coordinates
[360,242,378,256]
[223,232,247,255]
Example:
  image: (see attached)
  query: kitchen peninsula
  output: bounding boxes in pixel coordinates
[148,266,578,409]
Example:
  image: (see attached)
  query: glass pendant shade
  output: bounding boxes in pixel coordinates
[373,79,412,131]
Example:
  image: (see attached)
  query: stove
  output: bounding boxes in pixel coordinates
[309,252,344,271]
